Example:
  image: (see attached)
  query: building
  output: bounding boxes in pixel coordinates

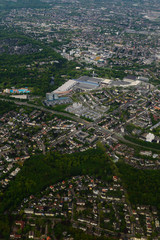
[138,76,149,82]
[53,79,77,95]
[45,91,72,106]
[123,75,137,82]
[46,93,54,101]
[4,88,30,94]
[74,76,102,90]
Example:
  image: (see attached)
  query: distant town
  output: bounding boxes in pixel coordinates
[1,0,159,80]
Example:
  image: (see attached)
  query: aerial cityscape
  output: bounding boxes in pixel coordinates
[0,0,160,239]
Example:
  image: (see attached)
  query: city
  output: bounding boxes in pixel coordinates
[0,0,160,239]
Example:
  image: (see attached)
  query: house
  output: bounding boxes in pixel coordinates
[28,231,34,239]
[76,199,85,206]
[15,220,25,230]
[10,233,21,239]
[113,176,118,182]
[24,208,34,214]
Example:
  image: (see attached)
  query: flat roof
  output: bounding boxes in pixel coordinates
[76,80,99,86]
[76,76,103,83]
[102,79,112,84]
[77,82,98,89]
[53,80,77,93]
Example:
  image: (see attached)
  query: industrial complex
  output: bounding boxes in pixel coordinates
[45,76,103,106]
[45,75,149,107]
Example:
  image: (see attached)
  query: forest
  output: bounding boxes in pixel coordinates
[117,161,160,210]
[0,147,113,238]
[0,29,83,96]
[0,148,113,214]
[0,100,17,115]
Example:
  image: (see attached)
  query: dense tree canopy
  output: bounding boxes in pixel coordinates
[0,148,112,214]
[117,161,160,209]
[0,100,17,115]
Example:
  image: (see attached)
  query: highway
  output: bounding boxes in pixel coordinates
[1,98,160,153]
[0,98,111,133]
[0,98,88,124]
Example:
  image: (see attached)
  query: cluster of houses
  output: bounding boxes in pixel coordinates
[0,106,106,193]
[106,140,160,170]
[11,175,160,239]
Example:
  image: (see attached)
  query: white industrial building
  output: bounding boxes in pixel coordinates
[53,80,77,94]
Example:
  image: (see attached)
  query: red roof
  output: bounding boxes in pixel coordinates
[14,234,21,239]
[15,221,25,229]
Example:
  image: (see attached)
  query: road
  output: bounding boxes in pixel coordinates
[1,98,160,153]
[3,99,88,124]
[0,98,112,134]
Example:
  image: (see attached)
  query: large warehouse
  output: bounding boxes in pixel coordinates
[52,76,102,96]
[45,76,103,104]
[74,76,102,90]
[53,80,77,95]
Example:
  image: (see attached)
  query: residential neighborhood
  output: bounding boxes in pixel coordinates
[10,175,160,239]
